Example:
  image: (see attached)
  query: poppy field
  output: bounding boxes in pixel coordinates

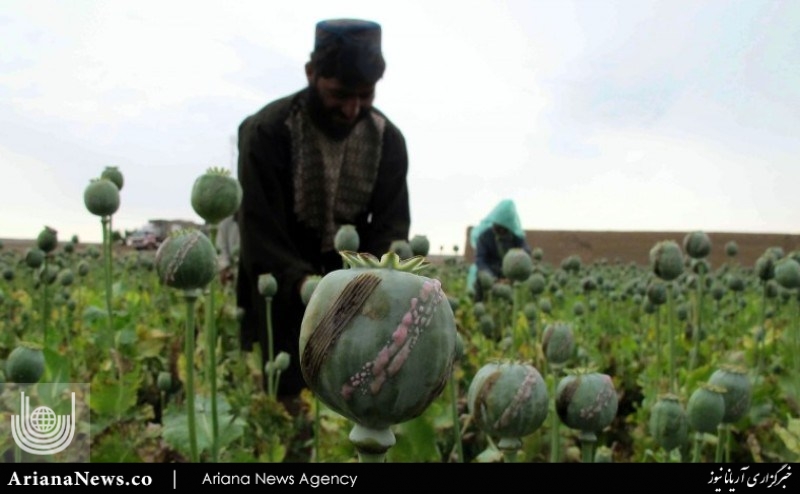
[0,167,798,464]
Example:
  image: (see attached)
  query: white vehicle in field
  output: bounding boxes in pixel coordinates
[126,219,206,250]
[129,230,160,250]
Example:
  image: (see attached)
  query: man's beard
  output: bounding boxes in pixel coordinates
[306,83,367,141]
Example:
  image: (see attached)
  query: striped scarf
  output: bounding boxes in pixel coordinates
[286,96,386,252]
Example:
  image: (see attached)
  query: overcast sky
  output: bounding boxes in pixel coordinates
[2,0,799,253]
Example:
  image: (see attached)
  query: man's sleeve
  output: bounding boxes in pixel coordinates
[237,116,313,296]
[360,122,411,256]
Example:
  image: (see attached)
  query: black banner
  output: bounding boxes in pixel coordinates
[0,463,794,491]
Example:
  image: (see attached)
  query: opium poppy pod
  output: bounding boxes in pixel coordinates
[334,224,360,252]
[77,260,90,277]
[774,258,800,289]
[57,268,74,287]
[542,321,575,366]
[257,273,278,298]
[157,371,173,393]
[467,361,549,442]
[84,178,120,217]
[24,248,45,269]
[687,383,725,434]
[527,272,546,296]
[755,253,776,282]
[409,235,430,257]
[300,275,322,306]
[502,248,533,282]
[708,365,752,424]
[300,252,457,430]
[37,226,58,254]
[539,297,552,314]
[155,229,217,291]
[39,265,58,285]
[649,394,688,452]
[556,370,618,433]
[190,167,242,225]
[5,342,45,384]
[647,280,668,306]
[523,302,537,321]
[479,313,496,338]
[491,283,513,302]
[101,166,124,191]
[389,240,413,260]
[683,231,711,259]
[650,240,684,282]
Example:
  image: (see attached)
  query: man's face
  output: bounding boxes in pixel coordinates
[307,74,376,139]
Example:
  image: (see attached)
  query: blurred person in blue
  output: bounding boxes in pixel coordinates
[467,199,530,302]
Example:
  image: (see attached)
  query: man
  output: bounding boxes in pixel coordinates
[236,19,411,398]
[468,199,531,302]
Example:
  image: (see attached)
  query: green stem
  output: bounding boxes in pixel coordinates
[757,282,767,375]
[75,284,84,333]
[497,438,521,463]
[724,423,731,463]
[548,370,561,463]
[794,295,800,399]
[585,292,592,337]
[449,372,463,463]
[655,306,662,389]
[313,396,321,463]
[41,256,50,345]
[65,307,73,377]
[511,282,519,348]
[184,290,199,463]
[101,217,114,334]
[266,296,275,398]
[732,291,740,345]
[206,225,219,463]
[692,432,702,463]
[349,424,394,463]
[714,423,724,463]
[579,430,597,463]
[690,272,704,371]
[102,216,124,400]
[667,284,676,394]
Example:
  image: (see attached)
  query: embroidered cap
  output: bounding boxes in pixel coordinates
[314,19,382,52]
[311,19,385,85]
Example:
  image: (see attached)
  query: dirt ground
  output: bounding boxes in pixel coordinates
[462,229,800,269]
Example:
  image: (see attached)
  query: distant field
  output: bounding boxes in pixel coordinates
[7,228,800,268]
[2,238,117,254]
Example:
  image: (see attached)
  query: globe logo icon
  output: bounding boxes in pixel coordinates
[12,391,77,455]
[29,406,58,433]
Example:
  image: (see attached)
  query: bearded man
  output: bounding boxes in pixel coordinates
[236,19,411,400]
